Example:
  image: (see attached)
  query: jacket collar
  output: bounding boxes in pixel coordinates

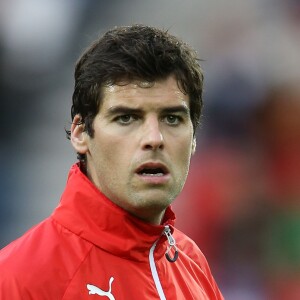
[52,164,176,262]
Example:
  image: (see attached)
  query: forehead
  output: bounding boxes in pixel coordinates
[101,76,189,108]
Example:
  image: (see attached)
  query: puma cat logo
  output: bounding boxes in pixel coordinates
[87,277,115,299]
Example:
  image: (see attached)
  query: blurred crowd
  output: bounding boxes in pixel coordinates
[1,0,300,299]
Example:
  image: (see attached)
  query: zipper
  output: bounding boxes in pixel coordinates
[149,225,178,300]
[164,225,179,263]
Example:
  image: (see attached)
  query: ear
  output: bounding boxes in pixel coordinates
[70,115,89,154]
[191,138,196,155]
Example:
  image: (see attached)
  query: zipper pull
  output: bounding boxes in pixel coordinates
[164,225,179,263]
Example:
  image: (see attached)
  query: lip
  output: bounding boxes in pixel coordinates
[135,161,170,184]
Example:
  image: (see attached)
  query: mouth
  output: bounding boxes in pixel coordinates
[135,162,169,177]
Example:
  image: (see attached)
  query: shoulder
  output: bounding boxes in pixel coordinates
[173,228,224,299]
[173,227,213,276]
[0,217,92,298]
[173,228,204,260]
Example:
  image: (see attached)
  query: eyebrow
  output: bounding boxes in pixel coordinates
[106,106,143,117]
[161,105,190,115]
[106,105,190,116]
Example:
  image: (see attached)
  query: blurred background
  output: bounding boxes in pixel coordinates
[1,0,300,299]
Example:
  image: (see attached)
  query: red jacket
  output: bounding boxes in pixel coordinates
[0,164,223,299]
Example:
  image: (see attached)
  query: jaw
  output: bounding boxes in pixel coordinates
[127,184,175,213]
[125,193,170,225]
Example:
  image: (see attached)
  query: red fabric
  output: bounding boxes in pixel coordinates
[0,164,223,299]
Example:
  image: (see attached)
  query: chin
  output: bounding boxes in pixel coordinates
[131,192,174,211]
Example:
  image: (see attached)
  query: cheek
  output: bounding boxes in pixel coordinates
[88,134,112,171]
[178,135,194,156]
[91,134,131,173]
[172,141,193,171]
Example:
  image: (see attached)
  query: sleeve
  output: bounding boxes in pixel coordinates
[0,270,28,299]
[194,246,224,300]
[175,230,224,300]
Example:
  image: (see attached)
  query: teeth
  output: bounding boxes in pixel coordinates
[142,172,164,176]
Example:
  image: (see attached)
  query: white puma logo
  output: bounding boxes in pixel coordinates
[87,277,115,300]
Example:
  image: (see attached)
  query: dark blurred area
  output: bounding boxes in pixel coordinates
[1,0,300,299]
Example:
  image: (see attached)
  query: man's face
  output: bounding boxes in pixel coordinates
[72,75,195,224]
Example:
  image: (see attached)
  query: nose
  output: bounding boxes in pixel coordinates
[141,116,164,151]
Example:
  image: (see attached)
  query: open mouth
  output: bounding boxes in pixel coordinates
[138,167,166,177]
[136,163,169,177]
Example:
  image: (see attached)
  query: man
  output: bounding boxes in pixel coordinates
[0,25,223,299]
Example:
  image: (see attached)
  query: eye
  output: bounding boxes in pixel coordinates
[115,114,137,125]
[164,115,182,125]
